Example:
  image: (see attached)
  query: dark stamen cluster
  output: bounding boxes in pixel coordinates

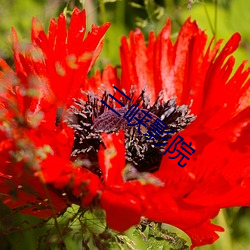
[67,87,195,178]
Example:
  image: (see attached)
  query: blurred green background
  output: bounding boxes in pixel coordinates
[0,0,250,249]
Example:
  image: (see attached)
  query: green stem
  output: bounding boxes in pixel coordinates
[99,0,107,23]
[216,209,234,250]
[202,0,215,36]
[41,179,64,245]
[116,0,126,25]
[214,0,218,41]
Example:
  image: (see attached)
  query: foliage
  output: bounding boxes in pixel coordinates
[0,1,250,250]
[133,220,189,250]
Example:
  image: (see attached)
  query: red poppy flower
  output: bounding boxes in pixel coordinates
[81,19,250,249]
[0,7,250,250]
[0,8,109,217]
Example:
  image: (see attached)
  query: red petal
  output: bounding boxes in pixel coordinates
[68,8,86,55]
[99,131,125,186]
[101,189,142,232]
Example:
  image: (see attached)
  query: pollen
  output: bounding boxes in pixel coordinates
[67,87,196,177]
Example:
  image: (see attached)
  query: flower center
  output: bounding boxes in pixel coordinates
[67,87,195,178]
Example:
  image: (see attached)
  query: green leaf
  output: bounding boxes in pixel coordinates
[133,221,189,250]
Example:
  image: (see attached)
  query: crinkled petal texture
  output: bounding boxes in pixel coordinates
[0,8,108,217]
[13,7,110,113]
[1,9,250,249]
[0,115,102,217]
[87,19,250,249]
